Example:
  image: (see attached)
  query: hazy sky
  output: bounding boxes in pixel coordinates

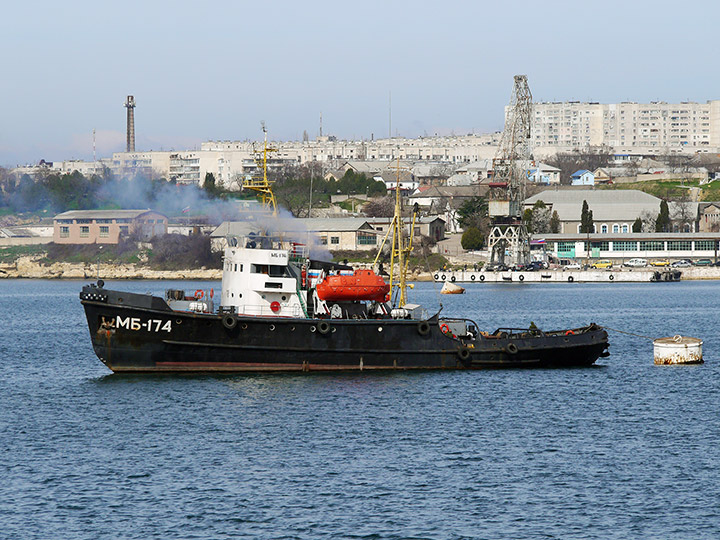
[2,0,718,166]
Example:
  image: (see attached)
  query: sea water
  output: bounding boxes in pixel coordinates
[1,279,718,539]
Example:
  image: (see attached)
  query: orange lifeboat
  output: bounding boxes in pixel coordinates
[316,269,390,302]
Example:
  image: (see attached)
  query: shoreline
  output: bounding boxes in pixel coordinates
[0,257,438,281]
[3,257,720,281]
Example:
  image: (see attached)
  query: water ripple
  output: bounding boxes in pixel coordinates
[1,280,719,539]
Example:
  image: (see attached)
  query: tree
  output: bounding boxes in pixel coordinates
[461,227,484,251]
[550,210,561,233]
[270,163,328,217]
[655,200,671,232]
[203,172,221,198]
[522,208,534,233]
[638,210,657,233]
[363,197,395,217]
[632,217,643,233]
[530,200,551,233]
[580,200,594,233]
[457,196,488,230]
[672,190,695,232]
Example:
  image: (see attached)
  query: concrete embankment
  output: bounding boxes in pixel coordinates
[0,256,436,281]
[0,257,222,280]
[433,267,720,283]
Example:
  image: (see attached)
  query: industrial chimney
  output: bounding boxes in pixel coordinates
[124,95,136,152]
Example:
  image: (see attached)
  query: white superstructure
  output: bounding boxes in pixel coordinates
[221,245,307,318]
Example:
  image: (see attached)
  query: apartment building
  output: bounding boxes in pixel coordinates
[531,100,720,152]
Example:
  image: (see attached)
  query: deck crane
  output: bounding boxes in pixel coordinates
[487,75,533,266]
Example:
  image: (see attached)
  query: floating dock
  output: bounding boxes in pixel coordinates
[433,269,681,283]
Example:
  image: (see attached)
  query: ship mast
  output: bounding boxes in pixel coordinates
[243,123,278,216]
[374,157,418,308]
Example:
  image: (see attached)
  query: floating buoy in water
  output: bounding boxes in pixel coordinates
[441,281,465,294]
[653,335,703,365]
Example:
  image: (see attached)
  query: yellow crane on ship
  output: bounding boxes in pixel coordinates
[373,158,418,308]
[242,123,278,216]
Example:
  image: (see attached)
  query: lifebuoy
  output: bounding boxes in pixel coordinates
[417,321,431,336]
[479,275,485,282]
[471,274,476,281]
[506,342,519,354]
[450,276,456,282]
[568,276,574,283]
[609,274,614,281]
[222,314,237,329]
[458,348,471,361]
[194,289,204,299]
[317,320,331,335]
[519,274,525,282]
[441,274,446,281]
[565,330,575,336]
[440,323,451,334]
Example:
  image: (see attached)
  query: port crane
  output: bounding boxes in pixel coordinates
[487,75,533,266]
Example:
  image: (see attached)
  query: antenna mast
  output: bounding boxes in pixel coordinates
[487,75,533,266]
[243,122,278,215]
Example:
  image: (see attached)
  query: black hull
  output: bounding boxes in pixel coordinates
[80,287,609,373]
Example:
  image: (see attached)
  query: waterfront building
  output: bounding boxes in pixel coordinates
[53,209,167,245]
[537,232,720,262]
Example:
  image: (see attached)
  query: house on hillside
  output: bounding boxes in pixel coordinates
[299,218,381,251]
[453,160,493,183]
[698,202,720,232]
[570,170,595,186]
[366,216,446,242]
[409,185,488,233]
[53,209,167,244]
[527,163,561,184]
[210,217,381,252]
[373,170,419,193]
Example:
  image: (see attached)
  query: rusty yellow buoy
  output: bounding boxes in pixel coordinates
[653,335,703,365]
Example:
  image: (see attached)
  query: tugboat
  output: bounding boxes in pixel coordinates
[79,139,609,373]
[79,237,608,372]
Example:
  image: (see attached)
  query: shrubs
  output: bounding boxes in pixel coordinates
[461,227,484,250]
[149,234,221,270]
[44,233,221,270]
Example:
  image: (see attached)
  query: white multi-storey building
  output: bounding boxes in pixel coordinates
[13,100,720,185]
[531,100,720,153]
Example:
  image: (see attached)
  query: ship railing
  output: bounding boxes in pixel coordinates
[490,327,546,338]
[288,242,309,261]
